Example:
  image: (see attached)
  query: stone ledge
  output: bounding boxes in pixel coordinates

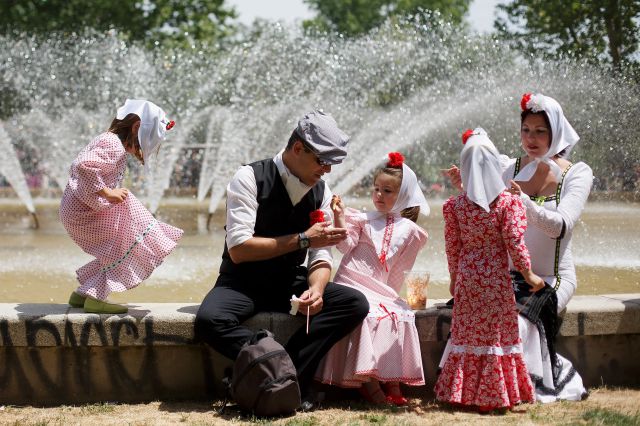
[1,294,638,348]
[1,295,639,405]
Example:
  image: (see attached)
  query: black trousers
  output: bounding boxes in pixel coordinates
[194,268,369,396]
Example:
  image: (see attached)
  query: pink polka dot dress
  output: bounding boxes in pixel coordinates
[434,192,535,409]
[59,132,183,301]
[315,209,428,388]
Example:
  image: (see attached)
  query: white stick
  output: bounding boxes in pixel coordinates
[306,306,310,334]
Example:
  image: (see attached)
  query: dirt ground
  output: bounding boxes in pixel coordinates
[1,387,639,425]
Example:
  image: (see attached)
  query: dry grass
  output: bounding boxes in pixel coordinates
[1,387,639,426]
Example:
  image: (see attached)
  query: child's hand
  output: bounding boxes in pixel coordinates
[441,165,462,191]
[98,187,129,204]
[331,195,346,228]
[522,269,545,293]
[507,180,522,197]
[330,195,344,215]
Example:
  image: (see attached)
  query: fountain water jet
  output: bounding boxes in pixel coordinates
[0,16,638,218]
[0,121,37,226]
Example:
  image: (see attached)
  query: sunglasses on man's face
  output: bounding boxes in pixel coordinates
[302,145,332,166]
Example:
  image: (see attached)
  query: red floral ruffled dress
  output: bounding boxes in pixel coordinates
[435,192,535,409]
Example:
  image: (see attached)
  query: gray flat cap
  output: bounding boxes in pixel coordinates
[296,110,350,165]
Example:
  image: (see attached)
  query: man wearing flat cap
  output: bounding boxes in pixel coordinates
[195,110,369,409]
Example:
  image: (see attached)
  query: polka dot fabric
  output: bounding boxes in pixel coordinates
[434,192,535,409]
[59,132,183,301]
[315,209,428,388]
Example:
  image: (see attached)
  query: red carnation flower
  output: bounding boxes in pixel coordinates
[387,152,404,168]
[520,93,532,111]
[462,129,474,145]
[166,120,175,130]
[310,209,325,225]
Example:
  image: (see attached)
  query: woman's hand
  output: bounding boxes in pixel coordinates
[521,269,545,293]
[442,165,462,191]
[98,187,129,203]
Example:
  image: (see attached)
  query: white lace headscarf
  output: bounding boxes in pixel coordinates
[460,128,506,212]
[116,99,174,174]
[387,154,430,217]
[514,93,580,182]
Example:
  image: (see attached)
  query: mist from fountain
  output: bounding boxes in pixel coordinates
[1,14,639,218]
[0,121,35,213]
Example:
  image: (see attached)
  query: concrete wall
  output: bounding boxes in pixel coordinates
[1,295,639,405]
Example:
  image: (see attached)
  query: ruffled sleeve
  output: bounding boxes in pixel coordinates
[443,196,462,275]
[501,194,531,272]
[335,207,366,255]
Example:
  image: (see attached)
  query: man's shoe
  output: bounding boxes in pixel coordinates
[68,291,86,308]
[83,297,128,314]
[299,390,324,412]
[299,400,316,412]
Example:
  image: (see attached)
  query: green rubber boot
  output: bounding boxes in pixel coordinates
[68,291,87,308]
[83,297,128,314]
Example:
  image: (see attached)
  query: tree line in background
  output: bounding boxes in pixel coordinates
[0,0,638,71]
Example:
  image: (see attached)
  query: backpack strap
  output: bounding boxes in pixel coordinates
[513,159,573,292]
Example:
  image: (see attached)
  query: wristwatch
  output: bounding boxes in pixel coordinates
[298,232,310,250]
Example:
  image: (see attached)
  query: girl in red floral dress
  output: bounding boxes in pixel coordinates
[434,128,544,412]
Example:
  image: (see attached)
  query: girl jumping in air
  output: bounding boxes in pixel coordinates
[59,99,183,314]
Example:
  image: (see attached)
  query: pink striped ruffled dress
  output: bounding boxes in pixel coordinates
[434,192,535,409]
[315,209,428,387]
[59,132,183,301]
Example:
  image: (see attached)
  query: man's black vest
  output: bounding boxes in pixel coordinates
[219,159,325,277]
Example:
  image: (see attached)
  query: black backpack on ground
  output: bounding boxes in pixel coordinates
[220,329,301,417]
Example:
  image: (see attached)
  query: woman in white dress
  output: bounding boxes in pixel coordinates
[503,93,591,402]
[444,93,592,402]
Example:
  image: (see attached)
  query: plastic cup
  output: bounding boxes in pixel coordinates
[404,270,430,310]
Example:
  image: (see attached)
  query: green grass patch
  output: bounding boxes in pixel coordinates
[79,402,116,415]
[358,413,388,423]
[582,408,640,425]
[284,417,321,426]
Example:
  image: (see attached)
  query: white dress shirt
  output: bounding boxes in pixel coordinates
[225,150,334,267]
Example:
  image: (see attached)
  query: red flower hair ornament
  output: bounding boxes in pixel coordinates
[521,93,532,111]
[309,210,325,225]
[520,93,545,113]
[166,120,176,131]
[462,129,474,145]
[387,152,404,168]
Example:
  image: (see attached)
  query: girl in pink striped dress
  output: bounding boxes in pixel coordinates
[59,99,183,314]
[315,152,429,406]
[434,128,543,412]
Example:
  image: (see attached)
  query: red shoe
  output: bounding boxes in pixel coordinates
[382,382,409,406]
[385,394,409,406]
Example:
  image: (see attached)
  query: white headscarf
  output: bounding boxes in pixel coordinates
[514,93,580,182]
[460,128,506,212]
[116,99,173,174]
[389,159,430,217]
